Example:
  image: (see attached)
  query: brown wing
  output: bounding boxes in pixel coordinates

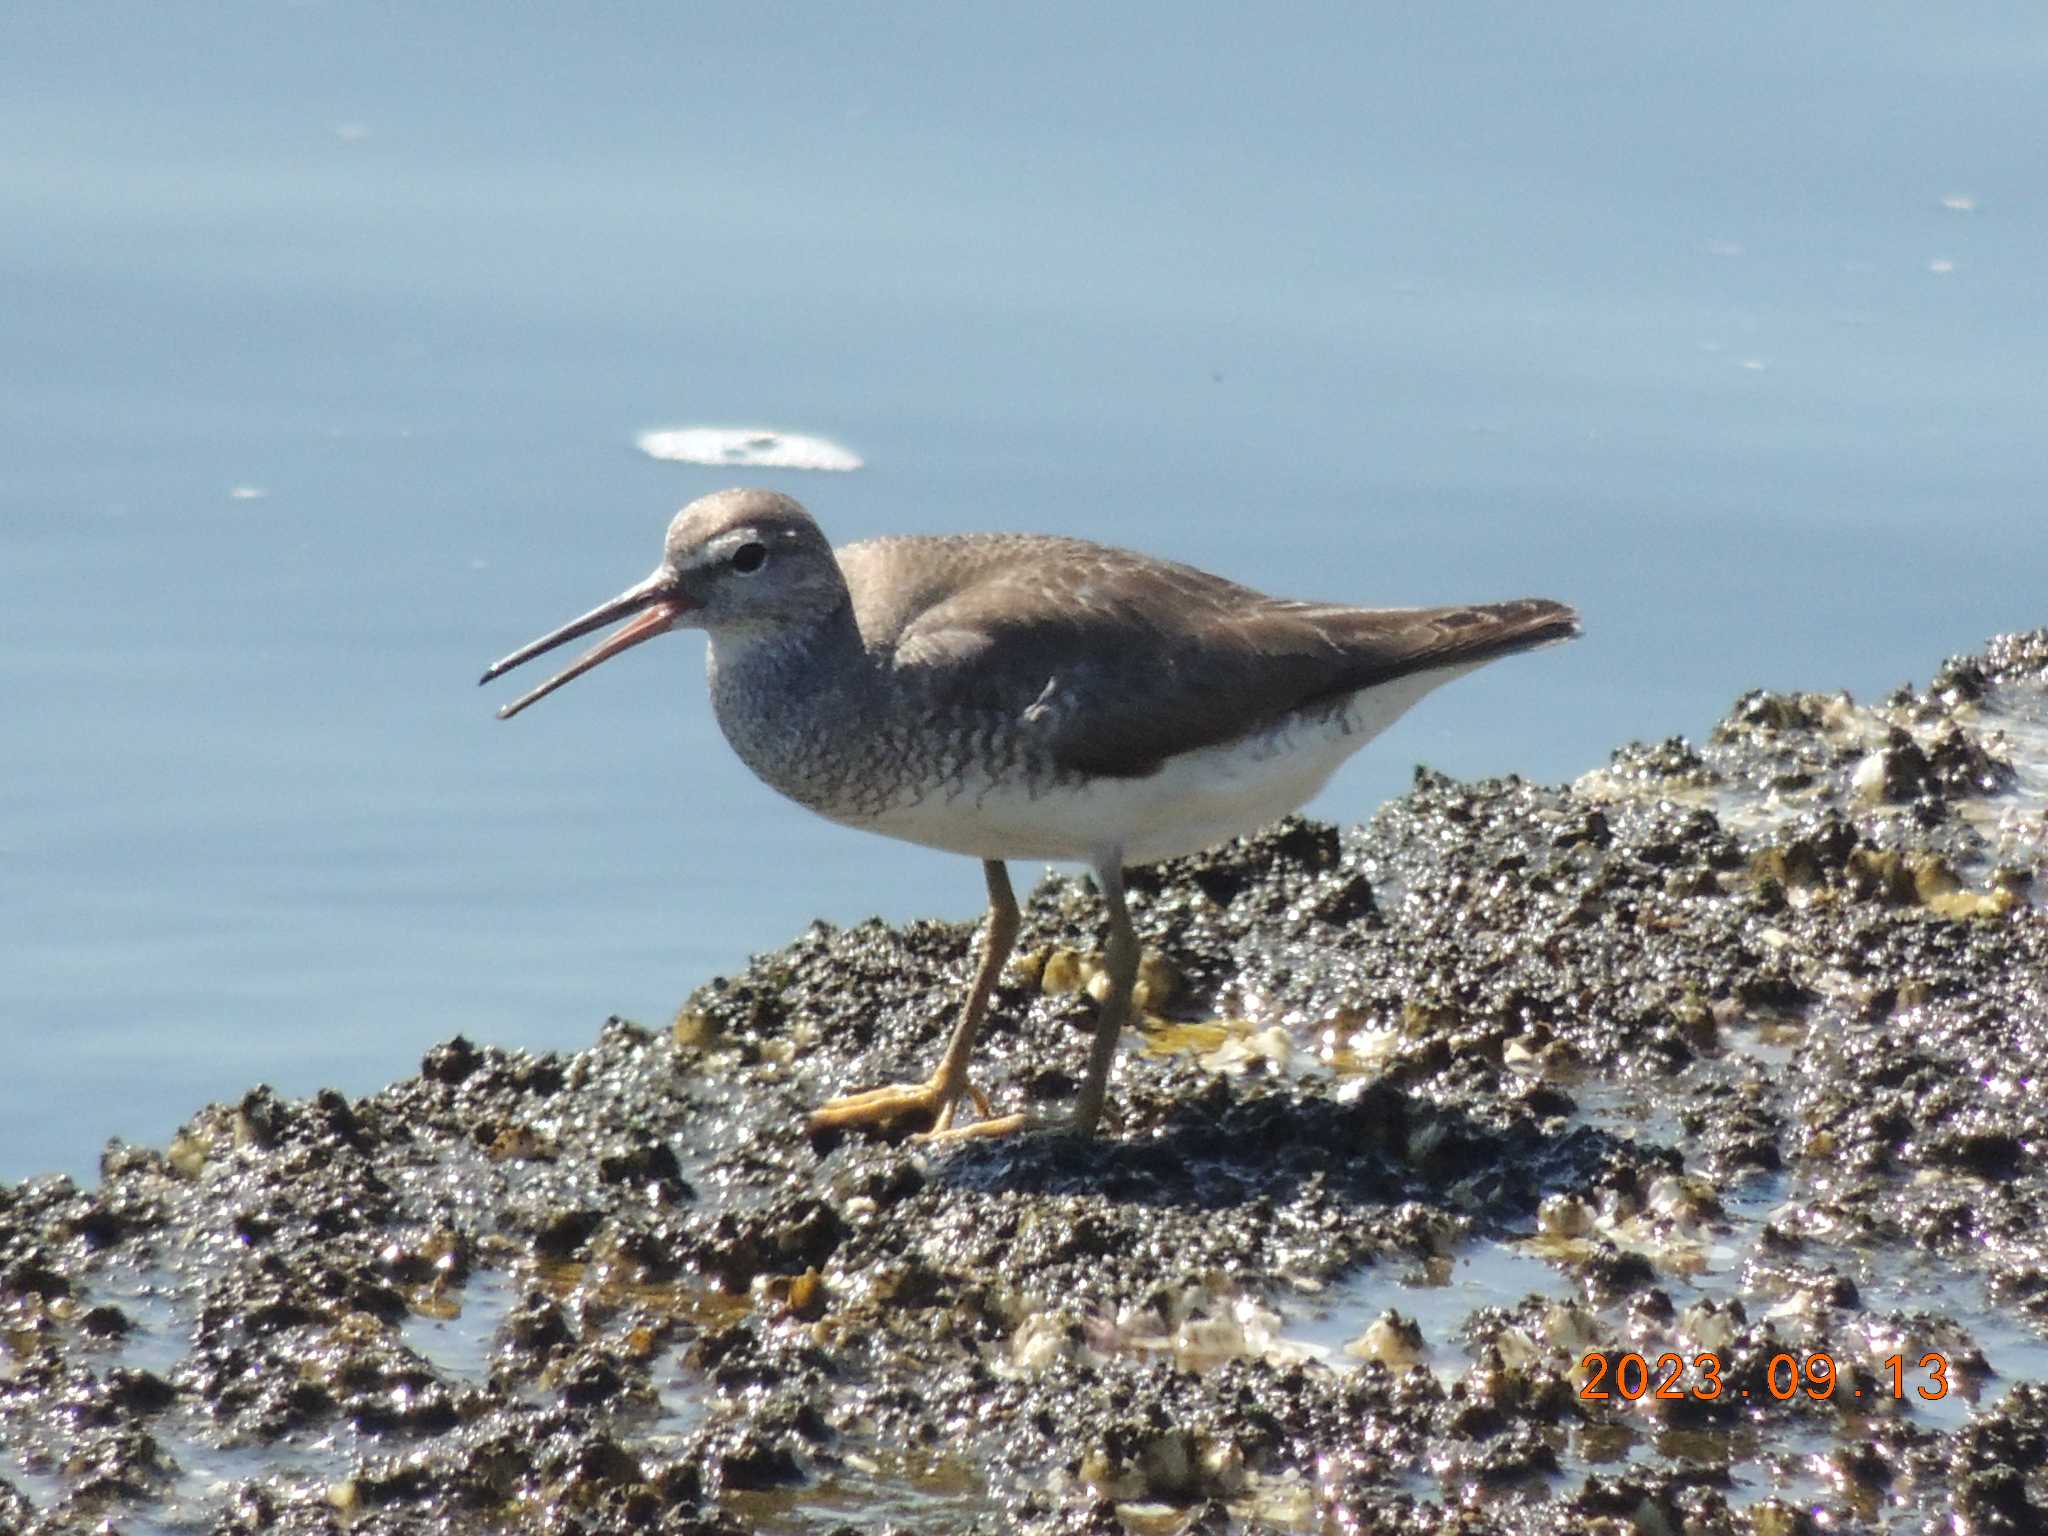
[854,534,1579,780]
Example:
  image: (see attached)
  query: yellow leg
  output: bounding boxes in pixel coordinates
[918,855,1136,1143]
[808,860,1020,1136]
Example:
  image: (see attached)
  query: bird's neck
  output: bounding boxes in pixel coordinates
[703,596,877,813]
[704,591,863,688]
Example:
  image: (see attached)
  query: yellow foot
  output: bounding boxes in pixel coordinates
[914,1109,1039,1143]
[915,1102,1115,1143]
[807,1076,994,1137]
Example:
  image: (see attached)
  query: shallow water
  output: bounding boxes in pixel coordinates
[6,3,2048,1184]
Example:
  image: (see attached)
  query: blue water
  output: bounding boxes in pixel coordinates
[5,5,2044,1182]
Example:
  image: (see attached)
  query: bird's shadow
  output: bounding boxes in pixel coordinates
[910,1072,1644,1243]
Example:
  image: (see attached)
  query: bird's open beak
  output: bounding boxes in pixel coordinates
[480,570,690,720]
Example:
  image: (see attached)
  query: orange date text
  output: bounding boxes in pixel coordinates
[1577,1351,1949,1402]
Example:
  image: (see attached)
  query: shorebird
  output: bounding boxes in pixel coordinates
[481,489,1578,1140]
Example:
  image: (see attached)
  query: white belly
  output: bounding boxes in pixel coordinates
[839,663,1478,866]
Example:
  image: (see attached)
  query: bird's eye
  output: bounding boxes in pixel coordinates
[731,541,768,574]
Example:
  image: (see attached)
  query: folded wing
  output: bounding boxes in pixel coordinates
[862,536,1579,780]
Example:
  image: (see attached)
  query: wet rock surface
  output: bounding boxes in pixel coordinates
[4,632,2048,1534]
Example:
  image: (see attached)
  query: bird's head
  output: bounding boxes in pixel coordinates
[479,488,844,719]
